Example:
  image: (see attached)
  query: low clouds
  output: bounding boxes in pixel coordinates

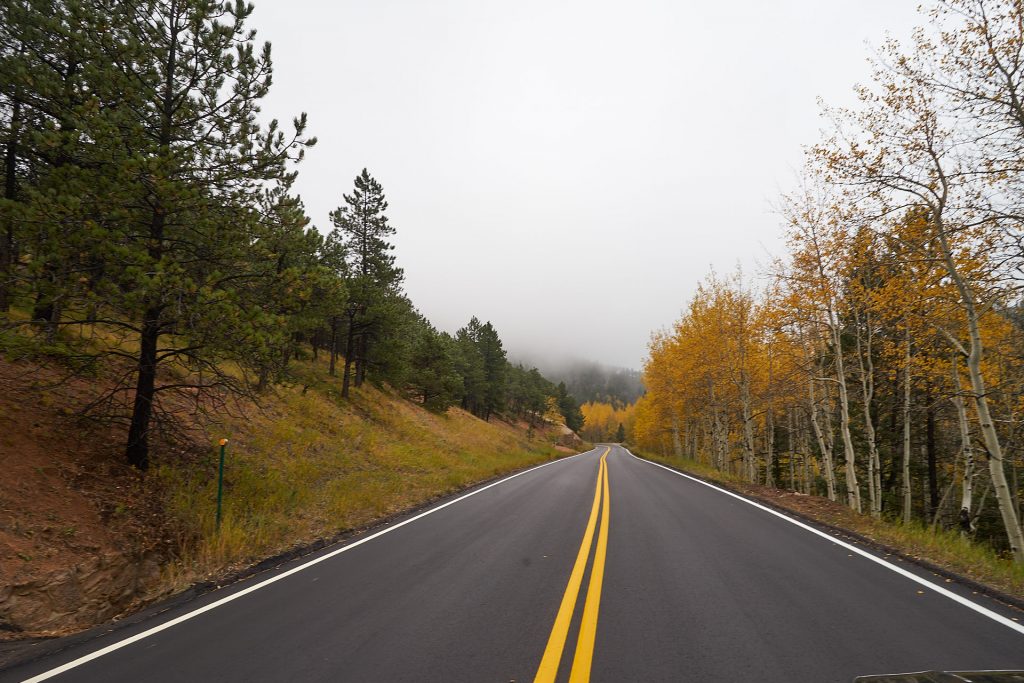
[254,0,921,369]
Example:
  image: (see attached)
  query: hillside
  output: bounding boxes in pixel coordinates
[0,353,576,639]
[529,358,643,408]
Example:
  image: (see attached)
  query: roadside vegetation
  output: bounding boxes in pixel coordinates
[633,0,1024,579]
[580,401,635,444]
[159,353,566,589]
[0,342,570,636]
[0,0,585,473]
[0,0,588,637]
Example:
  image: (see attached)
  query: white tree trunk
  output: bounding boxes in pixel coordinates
[902,332,913,525]
[800,412,812,495]
[973,476,991,532]
[934,217,1024,563]
[741,370,757,483]
[700,418,712,467]
[932,473,957,530]
[808,376,837,501]
[719,412,731,475]
[951,355,975,535]
[855,308,881,518]
[671,414,683,459]
[788,408,796,491]
[829,307,861,513]
[709,381,727,472]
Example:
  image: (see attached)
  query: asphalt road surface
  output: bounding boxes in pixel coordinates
[4,445,1024,682]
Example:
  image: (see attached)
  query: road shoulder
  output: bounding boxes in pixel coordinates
[626,449,1024,617]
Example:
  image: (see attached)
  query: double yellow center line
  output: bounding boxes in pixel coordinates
[534,447,611,683]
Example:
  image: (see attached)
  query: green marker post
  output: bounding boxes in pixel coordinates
[216,438,228,529]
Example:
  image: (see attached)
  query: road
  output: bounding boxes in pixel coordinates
[4,445,1024,682]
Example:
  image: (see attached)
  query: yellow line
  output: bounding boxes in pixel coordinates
[568,451,610,682]
[533,447,610,683]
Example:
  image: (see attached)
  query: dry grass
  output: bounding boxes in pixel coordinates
[2,318,566,595]
[635,450,1024,601]
[157,359,563,588]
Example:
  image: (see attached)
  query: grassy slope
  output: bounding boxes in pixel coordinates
[157,355,566,590]
[632,449,1024,602]
[0,328,569,635]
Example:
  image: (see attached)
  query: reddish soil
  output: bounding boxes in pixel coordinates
[0,358,176,637]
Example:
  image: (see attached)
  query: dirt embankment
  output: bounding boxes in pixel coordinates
[0,360,180,638]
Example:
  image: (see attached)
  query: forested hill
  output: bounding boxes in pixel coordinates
[0,1,584,472]
[527,359,644,408]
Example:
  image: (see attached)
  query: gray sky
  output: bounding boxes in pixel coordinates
[255,1,922,370]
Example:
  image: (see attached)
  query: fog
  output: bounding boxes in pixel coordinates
[254,1,923,371]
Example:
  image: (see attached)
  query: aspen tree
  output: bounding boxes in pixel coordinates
[819,36,1024,560]
[781,185,860,509]
[951,353,977,534]
[849,228,884,517]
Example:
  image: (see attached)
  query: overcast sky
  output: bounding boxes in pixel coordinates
[254,1,922,370]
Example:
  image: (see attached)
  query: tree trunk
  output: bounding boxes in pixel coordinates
[671,413,683,459]
[830,310,861,513]
[855,308,882,518]
[765,406,775,487]
[800,411,812,495]
[902,331,913,525]
[972,476,991,533]
[740,370,757,483]
[926,390,939,519]
[788,408,796,491]
[328,316,338,376]
[31,277,58,341]
[934,215,1024,562]
[355,332,366,387]
[709,381,726,471]
[700,418,711,466]
[932,473,956,531]
[952,355,975,535]
[341,313,355,398]
[125,205,167,469]
[1,96,21,314]
[126,308,161,470]
[715,409,727,472]
[808,375,837,501]
[124,8,178,472]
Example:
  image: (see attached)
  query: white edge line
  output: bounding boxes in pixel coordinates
[622,448,1024,637]
[21,448,600,683]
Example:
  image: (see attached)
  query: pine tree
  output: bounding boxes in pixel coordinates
[557,382,585,433]
[247,187,346,391]
[328,168,403,398]
[115,1,314,469]
[454,317,487,416]
[476,321,507,421]
[407,322,461,412]
[0,0,115,326]
[1,1,315,469]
